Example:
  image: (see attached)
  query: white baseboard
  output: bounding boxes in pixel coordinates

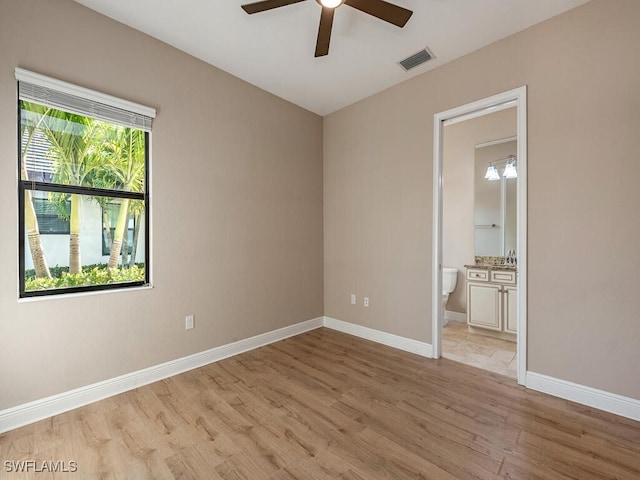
[323,317,640,422]
[4,316,639,433]
[444,310,466,322]
[323,316,433,358]
[527,372,640,422]
[0,317,323,434]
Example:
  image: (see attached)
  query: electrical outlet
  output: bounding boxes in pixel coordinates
[185,314,195,330]
[350,294,356,305]
[364,297,369,308]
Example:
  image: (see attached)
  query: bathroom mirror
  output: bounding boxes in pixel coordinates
[474,139,517,256]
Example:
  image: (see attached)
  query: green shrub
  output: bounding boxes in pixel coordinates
[25,265,145,291]
[25,263,144,281]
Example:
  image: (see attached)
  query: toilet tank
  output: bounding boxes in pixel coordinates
[442,267,458,293]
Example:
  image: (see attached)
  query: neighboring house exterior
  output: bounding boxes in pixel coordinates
[24,197,145,270]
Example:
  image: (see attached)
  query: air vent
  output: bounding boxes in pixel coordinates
[399,47,435,71]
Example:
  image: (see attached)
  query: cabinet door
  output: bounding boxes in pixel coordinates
[504,286,518,333]
[467,283,502,331]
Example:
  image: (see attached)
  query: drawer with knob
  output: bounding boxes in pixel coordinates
[466,269,489,282]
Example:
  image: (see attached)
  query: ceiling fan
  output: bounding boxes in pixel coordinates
[241,0,413,57]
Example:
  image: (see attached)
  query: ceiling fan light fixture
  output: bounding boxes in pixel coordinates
[320,0,343,8]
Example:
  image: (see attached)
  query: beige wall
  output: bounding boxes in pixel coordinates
[442,109,516,314]
[324,0,640,399]
[0,0,324,410]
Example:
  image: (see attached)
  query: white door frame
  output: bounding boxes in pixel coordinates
[432,86,528,385]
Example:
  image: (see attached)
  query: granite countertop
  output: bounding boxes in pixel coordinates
[465,264,517,271]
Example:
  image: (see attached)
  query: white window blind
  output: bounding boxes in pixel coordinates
[15,68,156,131]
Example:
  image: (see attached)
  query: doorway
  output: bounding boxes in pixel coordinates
[431,87,527,385]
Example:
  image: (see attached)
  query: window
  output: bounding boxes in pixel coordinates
[33,197,71,235]
[17,68,156,297]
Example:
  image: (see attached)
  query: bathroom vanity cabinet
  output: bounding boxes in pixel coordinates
[466,267,517,338]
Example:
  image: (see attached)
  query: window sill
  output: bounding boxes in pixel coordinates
[17,284,154,303]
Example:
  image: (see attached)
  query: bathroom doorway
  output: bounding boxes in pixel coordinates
[431,88,527,385]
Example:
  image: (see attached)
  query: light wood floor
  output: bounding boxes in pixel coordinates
[443,320,517,378]
[2,328,640,479]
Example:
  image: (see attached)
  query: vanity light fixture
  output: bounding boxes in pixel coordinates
[484,155,517,181]
[503,159,518,179]
[484,165,501,181]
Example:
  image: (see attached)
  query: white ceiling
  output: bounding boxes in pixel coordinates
[73,0,589,116]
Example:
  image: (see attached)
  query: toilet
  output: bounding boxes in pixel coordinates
[442,267,458,326]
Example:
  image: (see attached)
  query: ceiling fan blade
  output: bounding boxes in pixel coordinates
[315,6,335,57]
[344,0,413,27]
[241,0,305,15]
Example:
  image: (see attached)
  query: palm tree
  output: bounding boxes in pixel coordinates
[31,104,100,274]
[19,107,52,279]
[22,102,145,276]
[99,126,145,270]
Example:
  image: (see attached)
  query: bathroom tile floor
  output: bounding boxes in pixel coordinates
[442,320,517,379]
